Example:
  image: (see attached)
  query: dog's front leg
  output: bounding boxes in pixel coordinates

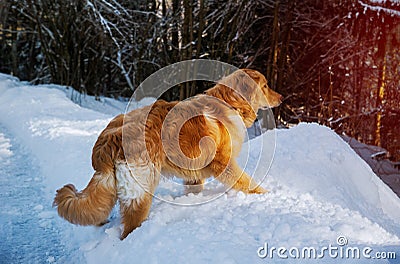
[211,160,267,194]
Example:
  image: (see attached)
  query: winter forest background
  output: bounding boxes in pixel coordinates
[0,0,399,162]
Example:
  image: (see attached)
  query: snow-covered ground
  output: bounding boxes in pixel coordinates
[0,73,399,263]
[342,135,400,197]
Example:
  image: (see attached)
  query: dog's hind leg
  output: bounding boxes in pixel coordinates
[119,191,154,239]
[115,162,159,239]
[183,179,204,194]
[211,160,266,194]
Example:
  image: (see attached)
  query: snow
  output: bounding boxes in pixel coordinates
[0,73,399,263]
[0,124,69,263]
[359,0,400,16]
[369,0,400,4]
[342,135,400,197]
[0,132,12,160]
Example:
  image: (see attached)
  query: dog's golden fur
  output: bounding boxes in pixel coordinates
[53,69,282,239]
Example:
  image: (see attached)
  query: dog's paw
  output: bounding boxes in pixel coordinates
[249,185,268,194]
[96,219,110,226]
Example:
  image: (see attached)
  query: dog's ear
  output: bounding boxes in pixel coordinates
[234,69,259,99]
[218,69,258,101]
[240,69,261,85]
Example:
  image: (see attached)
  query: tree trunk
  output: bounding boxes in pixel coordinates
[196,0,205,59]
[263,0,280,129]
[374,37,387,147]
[172,0,180,61]
[266,0,280,88]
[276,1,293,94]
[11,23,18,76]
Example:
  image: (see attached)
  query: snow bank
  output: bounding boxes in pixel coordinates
[0,74,399,263]
[0,132,12,160]
[267,124,400,228]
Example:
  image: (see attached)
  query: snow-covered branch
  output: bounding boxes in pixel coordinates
[359,0,400,16]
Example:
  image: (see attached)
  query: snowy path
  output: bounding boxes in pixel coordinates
[0,126,82,263]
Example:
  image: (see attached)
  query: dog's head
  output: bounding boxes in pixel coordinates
[218,69,283,112]
[207,68,283,127]
[234,69,283,111]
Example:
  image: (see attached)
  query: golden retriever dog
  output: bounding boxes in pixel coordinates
[53,69,283,239]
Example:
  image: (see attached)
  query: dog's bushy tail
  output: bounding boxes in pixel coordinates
[53,172,117,226]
